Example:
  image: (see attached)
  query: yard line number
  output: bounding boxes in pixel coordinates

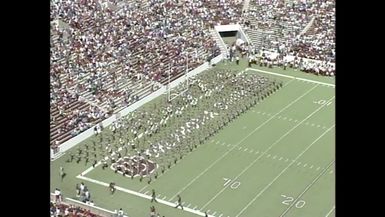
[281,195,306,208]
[313,99,333,106]
[223,178,241,189]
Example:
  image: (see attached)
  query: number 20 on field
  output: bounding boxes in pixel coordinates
[281,195,306,208]
[313,99,333,106]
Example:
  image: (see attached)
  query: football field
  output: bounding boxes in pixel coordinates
[51,60,335,217]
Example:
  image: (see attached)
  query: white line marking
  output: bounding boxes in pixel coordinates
[81,162,102,176]
[169,83,316,201]
[294,119,298,122]
[266,154,271,158]
[323,126,327,129]
[139,185,148,193]
[244,148,248,152]
[227,144,231,147]
[257,111,260,114]
[297,162,302,166]
[317,125,321,128]
[310,165,314,169]
[216,141,220,144]
[305,122,309,125]
[212,211,217,216]
[311,123,315,127]
[273,155,277,159]
[280,161,336,217]
[317,167,321,170]
[187,203,191,208]
[279,157,283,161]
[219,214,223,217]
[249,149,254,153]
[235,125,335,217]
[325,205,335,217]
[288,118,292,121]
[76,176,216,216]
[329,170,333,174]
[202,97,335,210]
[64,197,118,215]
[262,112,266,115]
[277,115,281,119]
[283,117,287,120]
[238,147,242,150]
[252,110,255,113]
[285,158,289,162]
[210,139,215,143]
[162,196,166,200]
[246,68,335,87]
[221,142,226,146]
[193,206,198,210]
[144,191,149,195]
[255,151,259,154]
[303,163,307,167]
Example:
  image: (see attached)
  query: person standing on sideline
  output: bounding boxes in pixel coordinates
[175,195,183,210]
[60,166,65,182]
[151,189,157,202]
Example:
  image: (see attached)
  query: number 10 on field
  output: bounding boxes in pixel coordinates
[223,178,241,189]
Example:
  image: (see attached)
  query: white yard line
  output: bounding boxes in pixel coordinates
[235,125,335,217]
[201,96,334,210]
[138,185,148,193]
[325,205,336,217]
[279,160,335,217]
[169,83,318,201]
[80,162,102,176]
[246,68,335,87]
[76,175,214,217]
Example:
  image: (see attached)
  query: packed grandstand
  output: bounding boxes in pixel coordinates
[50,0,334,148]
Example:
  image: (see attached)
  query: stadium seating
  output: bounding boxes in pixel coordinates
[50,0,243,145]
[50,201,104,217]
[243,0,335,74]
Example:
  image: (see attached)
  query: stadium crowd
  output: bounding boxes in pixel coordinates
[50,201,103,217]
[243,0,335,74]
[50,0,243,145]
[51,0,334,148]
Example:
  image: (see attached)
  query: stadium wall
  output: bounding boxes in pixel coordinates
[51,54,224,160]
[51,193,127,217]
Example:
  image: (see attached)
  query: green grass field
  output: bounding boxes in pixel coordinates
[51,59,335,217]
